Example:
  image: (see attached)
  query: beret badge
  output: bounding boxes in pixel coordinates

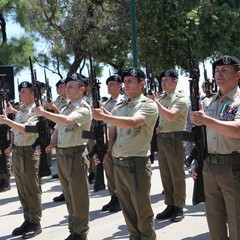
[164,70,171,77]
[222,56,232,65]
[22,82,28,88]
[130,69,137,77]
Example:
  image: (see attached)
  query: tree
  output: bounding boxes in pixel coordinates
[2,0,240,79]
[0,0,34,71]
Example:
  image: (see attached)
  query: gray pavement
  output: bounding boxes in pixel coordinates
[0,156,210,240]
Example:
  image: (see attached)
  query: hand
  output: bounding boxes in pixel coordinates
[33,100,45,116]
[192,168,198,180]
[5,146,12,155]
[0,110,8,124]
[45,144,54,153]
[92,154,100,166]
[5,102,18,115]
[92,108,104,121]
[45,100,54,110]
[190,110,206,126]
[147,92,157,101]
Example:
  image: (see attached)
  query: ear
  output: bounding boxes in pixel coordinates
[236,70,240,81]
[140,81,145,88]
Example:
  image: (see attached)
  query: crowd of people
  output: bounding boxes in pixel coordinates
[0,55,240,240]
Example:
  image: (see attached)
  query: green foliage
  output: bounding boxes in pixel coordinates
[0,36,34,70]
[1,0,240,79]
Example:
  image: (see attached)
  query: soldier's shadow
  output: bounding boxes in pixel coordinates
[102,224,129,240]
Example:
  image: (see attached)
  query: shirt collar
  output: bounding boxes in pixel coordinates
[214,86,240,101]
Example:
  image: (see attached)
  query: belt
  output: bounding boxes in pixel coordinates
[206,153,240,165]
[13,145,33,152]
[158,132,182,138]
[56,145,85,155]
[114,156,149,167]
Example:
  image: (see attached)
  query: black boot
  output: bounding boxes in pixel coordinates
[88,172,95,184]
[53,193,65,202]
[76,233,88,240]
[65,233,77,240]
[52,173,59,179]
[109,197,121,212]
[102,196,117,211]
[171,207,184,223]
[22,223,42,239]
[0,179,11,192]
[156,205,174,220]
[12,220,30,236]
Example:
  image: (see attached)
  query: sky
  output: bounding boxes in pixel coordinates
[6,19,211,102]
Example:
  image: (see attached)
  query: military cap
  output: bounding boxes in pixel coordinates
[82,76,90,87]
[121,67,146,82]
[56,78,65,87]
[160,69,178,80]
[36,81,45,88]
[212,55,240,72]
[106,74,122,85]
[18,81,33,91]
[65,73,85,85]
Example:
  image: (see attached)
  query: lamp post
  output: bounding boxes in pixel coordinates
[130,0,138,67]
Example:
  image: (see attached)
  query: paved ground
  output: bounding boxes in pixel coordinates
[0,155,210,240]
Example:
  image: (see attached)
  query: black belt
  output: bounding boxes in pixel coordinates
[13,145,33,152]
[206,153,240,165]
[158,132,182,138]
[56,145,85,155]
[113,156,149,167]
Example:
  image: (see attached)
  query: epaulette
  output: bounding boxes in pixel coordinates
[202,92,216,100]
[116,99,129,107]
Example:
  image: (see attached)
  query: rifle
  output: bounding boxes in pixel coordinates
[145,64,160,95]
[145,64,159,162]
[203,62,217,94]
[82,51,107,192]
[181,41,208,205]
[44,69,56,129]
[25,57,52,178]
[0,74,11,174]
[44,69,52,103]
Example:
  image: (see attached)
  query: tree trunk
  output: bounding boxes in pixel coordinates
[0,14,7,44]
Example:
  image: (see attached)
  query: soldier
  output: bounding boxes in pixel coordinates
[49,79,68,202]
[0,147,11,192]
[93,67,158,240]
[149,69,188,222]
[0,81,42,239]
[100,74,124,212]
[33,73,92,240]
[191,55,240,240]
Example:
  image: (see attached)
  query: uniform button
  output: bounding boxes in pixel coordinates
[213,137,216,140]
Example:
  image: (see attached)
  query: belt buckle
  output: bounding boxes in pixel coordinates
[217,155,225,165]
[118,157,124,161]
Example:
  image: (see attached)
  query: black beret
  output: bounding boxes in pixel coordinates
[65,73,85,85]
[18,81,33,91]
[121,67,146,81]
[213,55,240,72]
[160,69,178,80]
[36,81,45,88]
[82,77,91,87]
[106,74,122,85]
[56,78,65,87]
